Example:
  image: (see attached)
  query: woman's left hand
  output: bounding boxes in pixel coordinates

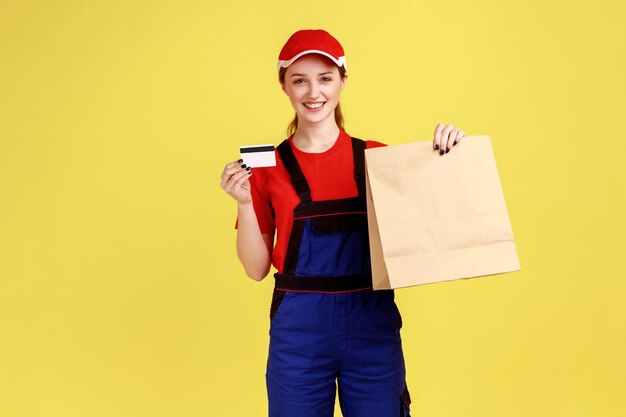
[433,123,466,155]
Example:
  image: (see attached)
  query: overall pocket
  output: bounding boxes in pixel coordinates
[269,289,291,322]
[296,213,371,276]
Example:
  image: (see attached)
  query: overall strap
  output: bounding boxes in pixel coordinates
[277,140,312,203]
[351,137,366,198]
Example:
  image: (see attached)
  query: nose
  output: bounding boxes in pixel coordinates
[308,81,320,98]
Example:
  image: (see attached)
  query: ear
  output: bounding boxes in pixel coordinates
[340,74,348,91]
[281,82,287,94]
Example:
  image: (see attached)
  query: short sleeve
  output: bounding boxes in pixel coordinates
[234,169,276,235]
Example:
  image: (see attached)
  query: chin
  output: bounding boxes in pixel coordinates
[301,115,332,125]
[298,109,335,124]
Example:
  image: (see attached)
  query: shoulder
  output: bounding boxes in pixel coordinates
[352,137,387,148]
[365,139,387,148]
[345,131,387,148]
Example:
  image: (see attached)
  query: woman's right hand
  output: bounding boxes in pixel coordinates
[220,159,252,204]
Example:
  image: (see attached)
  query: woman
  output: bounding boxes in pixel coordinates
[220,29,467,417]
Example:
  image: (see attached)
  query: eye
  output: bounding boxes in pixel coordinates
[293,78,305,85]
[321,76,333,82]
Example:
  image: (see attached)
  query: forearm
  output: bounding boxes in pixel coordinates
[236,201,272,281]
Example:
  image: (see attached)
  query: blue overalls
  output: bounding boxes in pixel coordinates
[266,137,411,417]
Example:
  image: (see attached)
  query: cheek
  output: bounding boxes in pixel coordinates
[285,89,304,110]
[283,88,299,102]
[329,85,342,99]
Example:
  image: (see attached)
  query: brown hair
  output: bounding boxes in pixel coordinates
[278,64,347,136]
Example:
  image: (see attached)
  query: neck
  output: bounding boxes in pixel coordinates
[292,120,341,153]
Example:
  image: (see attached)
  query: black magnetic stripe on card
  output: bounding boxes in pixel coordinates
[240,146,275,153]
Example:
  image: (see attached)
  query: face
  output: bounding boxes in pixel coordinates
[281,54,346,127]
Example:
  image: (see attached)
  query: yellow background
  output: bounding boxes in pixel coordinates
[1,0,624,416]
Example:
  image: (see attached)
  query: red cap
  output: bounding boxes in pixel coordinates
[277,29,346,72]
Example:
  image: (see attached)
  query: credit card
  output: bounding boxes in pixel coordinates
[240,144,276,168]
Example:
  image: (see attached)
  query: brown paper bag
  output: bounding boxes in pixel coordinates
[365,135,520,290]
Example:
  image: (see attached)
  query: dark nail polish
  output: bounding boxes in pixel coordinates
[453,140,457,146]
[248,169,252,175]
[245,166,251,171]
[237,159,243,163]
[439,150,444,155]
[445,148,450,153]
[241,164,247,169]
[434,144,439,150]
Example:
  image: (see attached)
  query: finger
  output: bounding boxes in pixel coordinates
[230,169,253,198]
[221,165,246,190]
[445,128,461,152]
[221,160,247,185]
[224,168,250,191]
[453,130,466,146]
[439,124,454,155]
[221,166,242,189]
[224,159,244,171]
[433,123,445,152]
[233,168,252,189]
[224,168,251,193]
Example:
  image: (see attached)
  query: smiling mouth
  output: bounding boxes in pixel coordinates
[303,102,326,109]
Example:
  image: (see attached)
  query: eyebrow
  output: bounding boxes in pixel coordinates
[290,72,334,77]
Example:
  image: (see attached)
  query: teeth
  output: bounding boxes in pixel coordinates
[304,102,324,109]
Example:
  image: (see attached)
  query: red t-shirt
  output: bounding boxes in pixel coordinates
[236,128,386,273]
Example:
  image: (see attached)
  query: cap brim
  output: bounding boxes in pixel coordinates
[277,50,347,72]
